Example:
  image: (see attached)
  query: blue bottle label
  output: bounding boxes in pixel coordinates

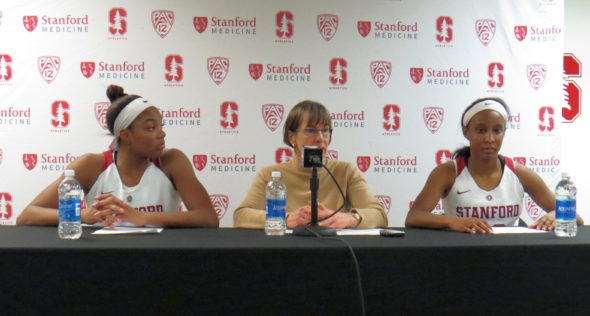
[266,198,286,219]
[556,199,576,220]
[59,197,81,221]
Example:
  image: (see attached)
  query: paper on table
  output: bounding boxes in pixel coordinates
[285,228,399,236]
[492,226,549,234]
[92,227,164,235]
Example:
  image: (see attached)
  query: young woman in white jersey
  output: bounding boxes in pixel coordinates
[405,97,583,234]
[17,85,218,227]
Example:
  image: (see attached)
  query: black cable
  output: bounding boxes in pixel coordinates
[307,162,348,224]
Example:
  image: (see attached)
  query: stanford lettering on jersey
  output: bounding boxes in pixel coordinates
[456,205,520,219]
[138,205,164,212]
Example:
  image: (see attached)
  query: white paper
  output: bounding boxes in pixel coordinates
[285,228,402,236]
[492,227,550,234]
[91,227,164,235]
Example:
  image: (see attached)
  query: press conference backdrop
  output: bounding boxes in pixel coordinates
[0,0,574,227]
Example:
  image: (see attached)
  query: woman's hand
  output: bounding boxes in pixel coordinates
[448,217,493,234]
[91,194,146,227]
[530,211,555,231]
[317,204,357,229]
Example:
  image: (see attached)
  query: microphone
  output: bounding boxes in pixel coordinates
[302,146,323,168]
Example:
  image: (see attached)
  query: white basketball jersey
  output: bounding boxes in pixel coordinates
[442,156,524,226]
[85,150,181,226]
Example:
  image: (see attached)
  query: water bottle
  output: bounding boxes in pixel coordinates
[58,169,83,239]
[555,173,577,237]
[265,171,287,236]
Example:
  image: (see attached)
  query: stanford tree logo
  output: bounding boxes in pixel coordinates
[538,106,554,132]
[193,154,207,171]
[51,100,69,128]
[423,106,444,134]
[356,156,371,173]
[23,16,38,32]
[383,104,400,132]
[220,101,238,129]
[249,63,263,80]
[38,56,60,84]
[193,17,208,33]
[276,11,293,39]
[436,16,453,43]
[410,67,424,84]
[329,58,347,85]
[563,53,582,123]
[0,54,13,81]
[80,61,96,78]
[210,194,229,219]
[109,8,127,35]
[317,14,338,41]
[436,150,452,165]
[208,57,229,85]
[94,102,109,130]
[475,19,496,46]
[165,55,183,82]
[262,104,284,132]
[357,21,371,37]
[514,26,527,41]
[22,153,38,170]
[375,195,391,213]
[370,61,392,88]
[488,62,504,88]
[151,10,174,38]
[527,64,547,90]
[275,148,293,163]
[0,193,12,220]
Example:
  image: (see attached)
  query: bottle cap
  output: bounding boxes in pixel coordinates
[64,169,75,177]
[271,171,281,178]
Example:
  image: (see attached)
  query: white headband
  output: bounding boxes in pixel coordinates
[462,99,508,127]
[109,97,154,150]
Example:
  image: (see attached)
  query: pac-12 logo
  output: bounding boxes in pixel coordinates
[165,55,183,82]
[209,194,229,219]
[488,62,504,88]
[23,15,38,32]
[193,17,208,33]
[436,150,452,165]
[375,195,391,213]
[538,106,554,132]
[357,21,371,37]
[276,11,294,39]
[0,54,13,81]
[80,62,96,78]
[317,14,338,41]
[356,156,371,173]
[514,26,527,41]
[329,58,347,85]
[410,67,424,84]
[220,101,238,129]
[563,53,582,123]
[193,154,207,171]
[275,148,293,163]
[262,104,284,132]
[151,10,174,38]
[109,8,127,35]
[475,19,496,46]
[51,100,70,128]
[22,153,38,170]
[527,64,547,90]
[525,195,542,222]
[38,56,60,84]
[383,104,400,132]
[208,57,229,85]
[326,150,338,160]
[94,102,109,130]
[0,193,12,220]
[423,106,444,134]
[370,61,392,88]
[249,63,263,80]
[436,16,453,43]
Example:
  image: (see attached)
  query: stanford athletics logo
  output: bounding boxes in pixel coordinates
[330,58,347,85]
[423,107,444,134]
[262,104,284,132]
[514,26,527,41]
[94,102,109,130]
[80,62,96,78]
[275,148,293,163]
[475,19,496,46]
[527,64,547,90]
[525,196,542,222]
[210,194,229,219]
[317,14,338,41]
[436,150,452,165]
[370,61,392,88]
[563,53,582,123]
[410,67,424,84]
[357,156,371,173]
[436,16,453,43]
[38,56,60,84]
[194,17,208,33]
[249,63,263,80]
[357,21,371,37]
[51,100,69,128]
[109,8,127,35]
[488,62,504,88]
[220,101,238,129]
[538,106,554,132]
[383,104,400,132]
[23,15,38,32]
[0,193,12,220]
[151,10,174,38]
[193,154,207,171]
[23,153,38,170]
[165,55,183,82]
[208,57,229,85]
[0,54,13,81]
[375,195,391,213]
[276,11,294,39]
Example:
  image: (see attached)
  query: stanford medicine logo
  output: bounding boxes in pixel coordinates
[370,61,392,88]
[249,64,263,80]
[208,57,229,85]
[375,195,391,214]
[38,56,60,84]
[276,148,293,164]
[383,104,400,134]
[23,16,38,32]
[514,26,527,41]
[194,17,207,33]
[51,100,69,130]
[80,61,95,78]
[357,21,371,37]
[517,155,559,174]
[23,153,38,170]
[220,101,238,132]
[317,14,338,41]
[0,193,12,221]
[193,154,207,171]
[538,106,554,133]
[24,14,89,33]
[329,58,347,87]
[475,19,496,46]
[359,155,419,174]
[515,25,561,42]
[0,106,32,126]
[23,152,77,171]
[81,60,145,80]
[262,104,284,132]
[262,63,311,82]
[276,11,293,41]
[332,109,365,129]
[357,156,371,173]
[109,8,127,36]
[436,16,453,45]
[152,10,174,38]
[198,153,256,172]
[423,107,444,134]
[193,16,256,35]
[487,62,504,89]
[527,64,547,90]
[436,150,452,165]
[0,54,13,82]
[422,67,470,86]
[94,102,109,130]
[410,68,423,84]
[210,194,229,219]
[164,55,183,85]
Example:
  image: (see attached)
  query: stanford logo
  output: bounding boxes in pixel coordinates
[317,14,338,41]
[37,56,60,84]
[51,100,70,128]
[94,102,109,130]
[193,17,208,33]
[207,57,229,85]
[383,104,400,132]
[423,107,444,134]
[370,61,392,88]
[525,196,541,222]
[475,19,496,46]
[165,55,183,82]
[356,156,371,173]
[436,16,453,43]
[275,148,293,163]
[527,64,547,90]
[80,62,96,78]
[0,193,12,220]
[375,195,391,213]
[22,153,38,170]
[410,67,424,84]
[563,53,582,123]
[220,101,238,129]
[357,21,371,37]
[513,157,526,166]
[109,8,127,35]
[488,62,504,88]
[262,104,284,132]
[249,63,263,80]
[151,10,174,38]
[209,194,229,219]
[193,154,207,171]
[0,54,13,81]
[276,11,294,39]
[23,15,38,32]
[538,106,554,132]
[329,58,347,85]
[436,150,452,165]
[326,150,338,160]
[514,26,527,41]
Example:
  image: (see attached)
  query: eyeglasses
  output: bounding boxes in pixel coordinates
[296,128,332,138]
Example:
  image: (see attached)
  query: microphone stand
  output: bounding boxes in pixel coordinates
[293,165,336,236]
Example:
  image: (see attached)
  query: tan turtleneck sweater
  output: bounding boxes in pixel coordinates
[234,158,388,229]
